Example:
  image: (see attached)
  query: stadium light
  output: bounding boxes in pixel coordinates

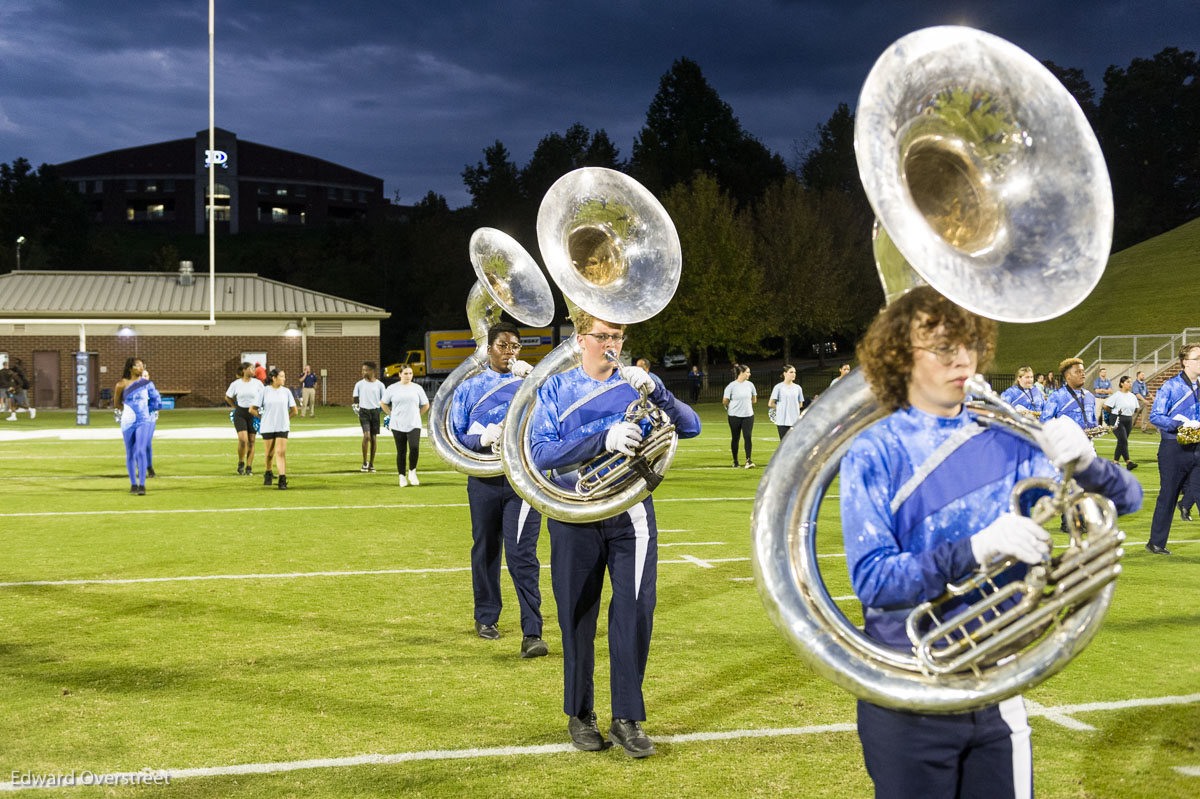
[15,236,25,270]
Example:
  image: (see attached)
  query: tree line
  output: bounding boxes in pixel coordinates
[1,48,1195,369]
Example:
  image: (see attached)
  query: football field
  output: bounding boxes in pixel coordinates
[1,407,1197,797]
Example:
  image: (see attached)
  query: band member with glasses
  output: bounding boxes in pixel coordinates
[1041,358,1099,430]
[1146,344,1200,555]
[1000,365,1044,416]
[842,287,1140,799]
[449,322,546,656]
[723,364,757,467]
[530,311,701,758]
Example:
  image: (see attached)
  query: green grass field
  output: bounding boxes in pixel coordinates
[1,406,1197,797]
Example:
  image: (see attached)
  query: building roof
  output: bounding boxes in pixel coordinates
[0,271,389,319]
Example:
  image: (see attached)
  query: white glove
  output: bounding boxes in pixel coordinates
[604,421,643,456]
[1182,420,1200,430]
[619,365,654,393]
[351,403,360,415]
[1034,416,1095,471]
[510,360,534,378]
[1172,414,1191,424]
[479,423,503,448]
[970,512,1052,566]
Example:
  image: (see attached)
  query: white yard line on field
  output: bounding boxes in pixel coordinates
[3,696,1197,791]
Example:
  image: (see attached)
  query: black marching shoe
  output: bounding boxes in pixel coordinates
[1127,461,1139,471]
[1178,502,1193,522]
[520,635,548,658]
[245,466,253,477]
[263,471,274,486]
[609,718,655,758]
[567,711,608,752]
[237,462,245,475]
[147,467,157,478]
[277,475,288,490]
[129,484,139,494]
[136,485,146,496]
[474,621,500,640]
[1145,543,1172,555]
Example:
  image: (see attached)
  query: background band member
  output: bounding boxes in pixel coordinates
[1146,343,1200,555]
[382,365,430,487]
[768,364,804,439]
[252,368,298,489]
[841,287,1141,799]
[530,311,701,758]
[722,364,756,468]
[449,322,545,655]
[1041,358,1098,429]
[1000,365,1044,416]
[126,358,160,477]
[225,362,264,476]
[1103,376,1139,470]
[353,361,385,472]
[114,361,161,495]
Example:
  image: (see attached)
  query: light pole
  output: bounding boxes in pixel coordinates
[16,236,25,270]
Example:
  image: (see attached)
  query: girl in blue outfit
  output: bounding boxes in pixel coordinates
[999,365,1044,417]
[841,287,1142,799]
[114,362,161,495]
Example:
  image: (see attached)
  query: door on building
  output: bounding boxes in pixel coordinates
[33,351,60,408]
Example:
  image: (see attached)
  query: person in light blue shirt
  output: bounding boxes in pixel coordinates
[999,365,1044,416]
[1131,370,1150,432]
[1041,358,1099,430]
[115,362,161,495]
[449,322,546,657]
[1146,343,1200,554]
[722,364,757,467]
[1093,367,1113,423]
[841,286,1141,799]
[529,310,700,759]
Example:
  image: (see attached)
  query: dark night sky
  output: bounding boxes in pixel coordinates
[1,0,1196,208]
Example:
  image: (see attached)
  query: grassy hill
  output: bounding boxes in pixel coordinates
[992,216,1200,374]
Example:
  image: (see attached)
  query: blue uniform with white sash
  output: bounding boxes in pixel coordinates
[451,367,543,636]
[119,378,161,488]
[999,384,1044,415]
[1041,386,1098,429]
[530,366,700,721]
[1148,372,1200,549]
[840,404,1141,799]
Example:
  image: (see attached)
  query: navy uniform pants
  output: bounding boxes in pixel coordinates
[549,497,657,721]
[1149,439,1200,548]
[467,475,543,636]
[857,696,1032,799]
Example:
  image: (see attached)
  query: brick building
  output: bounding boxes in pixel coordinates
[53,128,388,234]
[0,268,389,410]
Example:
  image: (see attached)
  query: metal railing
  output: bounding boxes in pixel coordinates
[1074,328,1200,381]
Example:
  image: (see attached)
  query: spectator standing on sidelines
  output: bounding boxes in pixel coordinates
[0,365,15,419]
[6,358,34,419]
[381,365,430,486]
[299,365,318,417]
[253,368,298,490]
[1093,367,1113,424]
[723,364,757,468]
[687,365,704,403]
[1132,370,1150,433]
[353,361,385,473]
[253,362,267,382]
[635,357,665,392]
[225,362,264,476]
[1104,376,1139,470]
[768,364,804,439]
[830,363,851,387]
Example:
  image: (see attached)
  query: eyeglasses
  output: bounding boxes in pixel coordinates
[583,333,627,345]
[492,342,522,352]
[913,342,978,366]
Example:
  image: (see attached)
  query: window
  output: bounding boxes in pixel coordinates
[77,181,87,193]
[272,207,288,222]
[125,179,137,192]
[205,183,231,222]
[275,186,288,197]
[148,204,165,220]
[163,179,175,192]
[144,180,158,193]
[294,185,307,198]
[257,184,271,196]
[93,180,103,193]
[358,190,367,203]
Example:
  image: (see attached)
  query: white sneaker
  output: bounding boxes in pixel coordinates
[407,469,420,486]
[29,408,35,419]
[397,474,408,487]
[5,414,15,421]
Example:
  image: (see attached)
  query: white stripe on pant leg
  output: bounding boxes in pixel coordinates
[628,501,649,601]
[998,695,1032,799]
[516,500,530,545]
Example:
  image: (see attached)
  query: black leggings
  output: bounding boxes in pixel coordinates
[1112,415,1132,463]
[392,429,421,473]
[729,415,754,463]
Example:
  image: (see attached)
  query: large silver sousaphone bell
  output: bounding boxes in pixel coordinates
[751,26,1120,713]
[427,228,554,476]
[501,167,682,523]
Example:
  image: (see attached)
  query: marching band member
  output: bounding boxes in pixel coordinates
[449,321,547,656]
[1041,358,1099,430]
[1146,343,1200,555]
[840,287,1141,799]
[529,311,700,758]
[999,365,1044,416]
[115,362,161,496]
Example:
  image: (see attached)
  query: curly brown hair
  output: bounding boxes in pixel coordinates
[856,285,997,411]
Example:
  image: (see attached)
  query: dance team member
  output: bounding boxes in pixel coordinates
[253,368,298,489]
[225,362,264,476]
